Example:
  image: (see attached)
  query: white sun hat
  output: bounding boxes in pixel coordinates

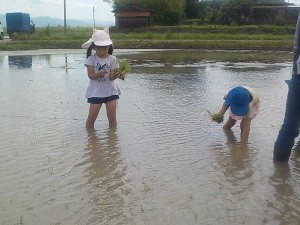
[81,27,113,49]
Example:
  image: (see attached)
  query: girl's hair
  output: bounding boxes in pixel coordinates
[108,45,113,55]
[86,43,114,58]
[86,43,95,58]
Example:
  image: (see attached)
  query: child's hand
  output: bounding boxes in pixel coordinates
[96,71,105,79]
[207,110,224,123]
[110,69,124,80]
[211,113,224,123]
[116,70,125,80]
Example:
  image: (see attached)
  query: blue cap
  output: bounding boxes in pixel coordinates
[224,86,250,116]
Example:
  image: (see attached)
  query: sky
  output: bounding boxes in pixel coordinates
[288,0,300,3]
[0,0,115,22]
[1,0,300,22]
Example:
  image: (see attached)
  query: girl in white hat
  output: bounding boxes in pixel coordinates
[82,28,123,129]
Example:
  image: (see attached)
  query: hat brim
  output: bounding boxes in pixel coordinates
[81,39,113,49]
[230,104,249,116]
[81,38,93,49]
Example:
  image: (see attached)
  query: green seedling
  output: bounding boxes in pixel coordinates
[118,59,131,80]
[207,110,223,123]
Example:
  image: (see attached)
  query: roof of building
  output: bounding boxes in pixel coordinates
[112,3,154,13]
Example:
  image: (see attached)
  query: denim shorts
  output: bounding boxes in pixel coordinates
[87,95,119,104]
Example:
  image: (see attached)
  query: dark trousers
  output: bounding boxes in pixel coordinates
[274,75,300,162]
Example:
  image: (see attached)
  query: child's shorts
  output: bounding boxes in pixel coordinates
[87,95,119,104]
[229,104,260,120]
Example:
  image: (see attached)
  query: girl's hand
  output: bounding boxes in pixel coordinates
[110,69,124,80]
[87,66,105,80]
[96,71,105,79]
[117,70,125,80]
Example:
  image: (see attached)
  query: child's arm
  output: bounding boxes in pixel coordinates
[218,103,229,116]
[210,103,229,123]
[109,56,125,80]
[86,65,105,80]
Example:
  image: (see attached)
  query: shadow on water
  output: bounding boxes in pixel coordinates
[75,128,129,224]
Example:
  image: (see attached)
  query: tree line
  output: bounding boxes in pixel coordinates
[103,0,299,26]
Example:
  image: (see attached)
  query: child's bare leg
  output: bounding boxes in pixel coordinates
[106,100,117,127]
[223,117,236,130]
[86,103,101,129]
[240,118,252,143]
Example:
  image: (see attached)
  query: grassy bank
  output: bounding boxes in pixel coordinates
[0,25,295,51]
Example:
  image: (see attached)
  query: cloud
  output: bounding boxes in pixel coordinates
[0,0,114,21]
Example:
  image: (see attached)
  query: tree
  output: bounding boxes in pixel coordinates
[186,0,200,19]
[251,6,277,24]
[103,0,186,25]
[215,0,256,25]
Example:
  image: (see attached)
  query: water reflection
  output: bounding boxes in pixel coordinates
[221,130,254,187]
[85,128,125,185]
[265,139,300,225]
[291,140,300,165]
[223,63,286,73]
[1,49,299,224]
[0,55,4,65]
[79,128,128,223]
[8,55,32,68]
[117,50,292,64]
[268,162,300,224]
[64,53,69,74]
[208,130,257,223]
[31,53,72,74]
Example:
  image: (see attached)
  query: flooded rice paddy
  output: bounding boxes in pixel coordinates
[0,49,299,225]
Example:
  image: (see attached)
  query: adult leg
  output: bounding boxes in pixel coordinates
[106,100,118,127]
[86,103,102,129]
[223,117,236,130]
[274,77,300,162]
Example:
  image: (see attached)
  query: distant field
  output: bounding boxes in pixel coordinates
[0,25,295,51]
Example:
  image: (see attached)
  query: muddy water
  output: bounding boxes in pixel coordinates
[0,49,299,225]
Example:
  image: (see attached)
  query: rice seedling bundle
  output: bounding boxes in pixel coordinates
[207,110,224,123]
[211,113,224,123]
[118,59,131,80]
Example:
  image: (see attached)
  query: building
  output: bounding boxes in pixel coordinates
[255,0,299,23]
[112,4,154,29]
[257,0,287,4]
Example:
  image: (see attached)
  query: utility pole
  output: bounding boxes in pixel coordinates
[64,0,67,32]
[93,6,95,27]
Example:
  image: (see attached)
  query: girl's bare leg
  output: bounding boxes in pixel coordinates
[86,103,101,129]
[240,118,252,143]
[106,100,117,127]
[223,116,236,130]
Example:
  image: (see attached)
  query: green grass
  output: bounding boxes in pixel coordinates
[0,25,295,51]
[110,32,291,41]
